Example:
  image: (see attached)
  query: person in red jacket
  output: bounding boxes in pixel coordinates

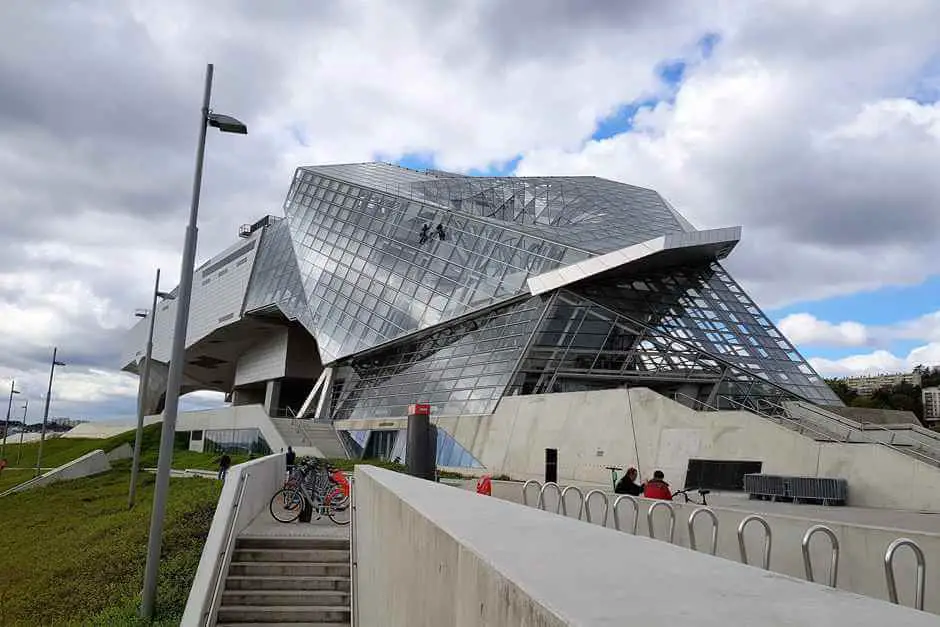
[643,470,673,500]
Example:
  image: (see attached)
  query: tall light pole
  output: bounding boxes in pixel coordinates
[1,380,21,458]
[16,400,28,465]
[140,63,247,620]
[35,348,66,477]
[128,268,175,509]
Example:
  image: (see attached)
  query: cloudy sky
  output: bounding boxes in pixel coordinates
[1,0,938,424]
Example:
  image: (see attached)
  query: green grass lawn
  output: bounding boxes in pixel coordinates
[0,469,32,494]
[0,469,221,626]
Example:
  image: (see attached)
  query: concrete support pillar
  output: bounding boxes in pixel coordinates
[264,379,282,417]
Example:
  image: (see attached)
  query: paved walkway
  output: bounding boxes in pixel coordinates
[240,510,350,540]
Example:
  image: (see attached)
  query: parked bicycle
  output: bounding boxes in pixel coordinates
[269,457,350,525]
[672,487,711,505]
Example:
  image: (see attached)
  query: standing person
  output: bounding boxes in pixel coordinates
[614,467,643,496]
[0,457,7,476]
[285,446,296,473]
[217,453,232,482]
[643,470,672,500]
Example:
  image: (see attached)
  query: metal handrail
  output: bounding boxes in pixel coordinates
[792,401,940,466]
[560,485,585,519]
[884,538,926,610]
[350,475,359,627]
[203,471,250,626]
[688,507,719,555]
[737,514,772,570]
[521,479,542,507]
[802,525,839,587]
[647,501,676,543]
[537,482,562,513]
[612,495,639,534]
[671,391,717,412]
[584,490,609,526]
[720,396,840,442]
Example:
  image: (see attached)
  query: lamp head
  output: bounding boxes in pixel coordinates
[207,112,248,135]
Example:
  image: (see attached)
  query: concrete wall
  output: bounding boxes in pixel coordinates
[176,404,288,453]
[182,453,286,626]
[0,450,111,496]
[438,388,940,511]
[354,465,936,626]
[492,481,940,615]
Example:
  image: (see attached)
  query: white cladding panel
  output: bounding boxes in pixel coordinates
[234,329,289,386]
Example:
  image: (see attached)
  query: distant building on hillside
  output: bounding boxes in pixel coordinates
[841,372,922,396]
[923,386,940,425]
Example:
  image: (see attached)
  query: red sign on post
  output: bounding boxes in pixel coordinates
[408,403,431,416]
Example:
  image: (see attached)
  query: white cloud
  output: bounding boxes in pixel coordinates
[777,311,940,376]
[778,313,869,347]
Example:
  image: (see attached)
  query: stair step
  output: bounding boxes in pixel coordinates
[221,589,349,607]
[216,605,350,624]
[237,536,349,551]
[228,561,351,578]
[224,575,350,591]
[233,548,349,563]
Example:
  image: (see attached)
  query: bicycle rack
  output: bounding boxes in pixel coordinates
[612,495,639,534]
[647,501,676,543]
[584,490,609,526]
[884,538,926,610]
[737,515,772,570]
[801,525,840,588]
[537,482,562,513]
[688,507,719,555]
[560,485,585,519]
[521,479,542,507]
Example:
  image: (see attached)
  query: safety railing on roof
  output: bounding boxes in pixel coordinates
[517,482,930,612]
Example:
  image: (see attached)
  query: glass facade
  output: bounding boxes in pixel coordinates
[236,162,840,452]
[339,426,484,468]
[203,428,272,456]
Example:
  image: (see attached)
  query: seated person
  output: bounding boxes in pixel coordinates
[642,470,672,500]
[614,467,643,496]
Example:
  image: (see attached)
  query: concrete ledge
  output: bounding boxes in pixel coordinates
[0,450,111,497]
[355,465,937,626]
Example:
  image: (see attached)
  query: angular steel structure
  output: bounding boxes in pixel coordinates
[124,162,840,467]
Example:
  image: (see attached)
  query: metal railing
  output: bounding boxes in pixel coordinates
[518,482,931,611]
[737,514,772,570]
[584,490,609,526]
[560,485,585,519]
[789,401,940,467]
[522,479,542,507]
[350,475,359,627]
[688,507,719,555]
[885,538,926,611]
[647,501,676,543]
[203,471,250,626]
[802,525,839,587]
[719,396,841,442]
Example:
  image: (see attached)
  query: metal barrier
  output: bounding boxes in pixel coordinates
[647,501,676,543]
[522,479,542,507]
[537,482,562,513]
[884,538,926,610]
[737,515,772,570]
[584,490,609,526]
[349,475,359,627]
[688,507,719,555]
[612,495,639,535]
[560,485,585,520]
[203,471,250,626]
[801,525,840,587]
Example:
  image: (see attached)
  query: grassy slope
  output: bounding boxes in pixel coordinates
[0,469,221,626]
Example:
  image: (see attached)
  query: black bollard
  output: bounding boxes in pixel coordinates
[406,403,436,480]
[545,448,558,484]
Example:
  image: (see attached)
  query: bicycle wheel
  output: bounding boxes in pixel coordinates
[326,489,351,525]
[270,488,304,523]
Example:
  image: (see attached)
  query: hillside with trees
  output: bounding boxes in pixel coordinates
[826,365,940,423]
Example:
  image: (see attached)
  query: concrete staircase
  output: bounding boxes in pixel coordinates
[271,418,349,459]
[216,536,351,626]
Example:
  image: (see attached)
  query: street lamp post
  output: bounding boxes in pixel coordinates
[16,401,28,465]
[140,63,247,620]
[35,348,66,477]
[128,268,175,509]
[1,380,21,459]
